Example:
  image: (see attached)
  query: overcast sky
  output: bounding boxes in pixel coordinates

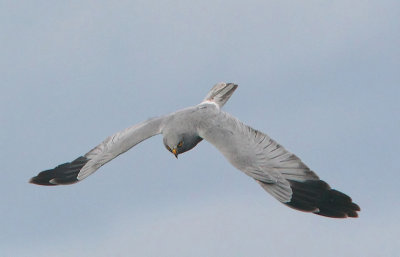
[1,1,399,256]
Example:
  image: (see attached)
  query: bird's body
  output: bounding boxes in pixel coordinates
[30,83,360,218]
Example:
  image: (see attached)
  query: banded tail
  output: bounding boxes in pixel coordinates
[202,82,238,108]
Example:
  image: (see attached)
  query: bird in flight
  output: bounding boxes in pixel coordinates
[30,83,360,218]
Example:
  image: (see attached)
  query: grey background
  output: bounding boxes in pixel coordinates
[1,1,399,256]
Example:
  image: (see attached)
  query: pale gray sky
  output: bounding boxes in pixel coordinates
[1,1,399,256]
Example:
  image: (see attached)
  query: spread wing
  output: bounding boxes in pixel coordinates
[30,116,166,185]
[199,111,360,218]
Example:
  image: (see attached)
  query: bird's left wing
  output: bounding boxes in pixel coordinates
[199,110,360,218]
[30,116,167,185]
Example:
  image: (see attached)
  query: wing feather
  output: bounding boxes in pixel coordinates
[200,111,360,218]
[30,116,166,185]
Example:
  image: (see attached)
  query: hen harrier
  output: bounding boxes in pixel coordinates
[30,83,360,218]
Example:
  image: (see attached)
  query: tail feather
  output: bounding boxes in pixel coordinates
[202,82,238,108]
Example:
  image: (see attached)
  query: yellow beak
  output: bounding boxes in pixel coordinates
[172,148,178,158]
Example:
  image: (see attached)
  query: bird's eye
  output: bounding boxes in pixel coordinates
[177,141,183,148]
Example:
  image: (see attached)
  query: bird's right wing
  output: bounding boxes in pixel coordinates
[199,110,360,218]
[30,116,167,185]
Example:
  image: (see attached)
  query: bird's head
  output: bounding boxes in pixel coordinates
[163,133,203,158]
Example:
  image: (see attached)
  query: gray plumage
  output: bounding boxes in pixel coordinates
[30,82,360,218]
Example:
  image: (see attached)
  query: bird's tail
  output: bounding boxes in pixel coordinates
[201,82,238,108]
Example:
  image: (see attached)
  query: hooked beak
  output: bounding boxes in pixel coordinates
[172,148,178,159]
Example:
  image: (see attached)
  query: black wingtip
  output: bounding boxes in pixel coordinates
[286,180,360,218]
[30,156,89,186]
[29,176,58,186]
